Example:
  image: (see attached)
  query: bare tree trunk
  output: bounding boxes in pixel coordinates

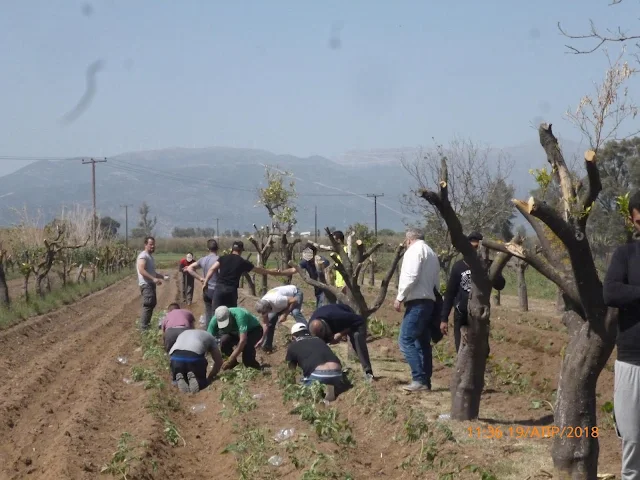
[23,273,30,302]
[242,272,256,297]
[75,264,84,283]
[0,254,10,307]
[556,287,565,313]
[517,263,529,312]
[552,310,616,479]
[395,263,400,290]
[369,257,375,286]
[45,275,51,293]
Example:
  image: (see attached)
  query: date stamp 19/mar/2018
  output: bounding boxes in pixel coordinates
[467,425,600,440]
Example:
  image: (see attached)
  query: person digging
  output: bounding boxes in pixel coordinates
[285,323,350,401]
[207,305,266,370]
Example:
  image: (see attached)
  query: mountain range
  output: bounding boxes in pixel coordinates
[0,138,586,237]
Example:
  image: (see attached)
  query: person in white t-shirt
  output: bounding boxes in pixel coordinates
[255,285,306,352]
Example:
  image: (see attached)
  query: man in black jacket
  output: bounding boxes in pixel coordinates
[440,232,506,353]
[308,303,374,381]
[603,190,640,479]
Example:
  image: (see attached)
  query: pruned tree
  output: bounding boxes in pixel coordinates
[0,244,10,307]
[289,227,404,320]
[131,202,156,238]
[418,157,514,421]
[481,123,619,479]
[515,258,529,312]
[257,166,298,272]
[401,137,516,273]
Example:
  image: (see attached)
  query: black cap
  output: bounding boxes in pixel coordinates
[232,240,244,251]
[467,232,483,242]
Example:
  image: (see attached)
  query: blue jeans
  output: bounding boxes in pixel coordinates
[315,291,326,309]
[398,300,434,386]
[302,368,344,386]
[263,289,307,350]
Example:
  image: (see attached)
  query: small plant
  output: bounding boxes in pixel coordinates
[220,383,257,417]
[283,380,326,404]
[130,365,165,390]
[291,403,355,446]
[601,400,615,429]
[368,316,396,338]
[101,432,140,479]
[301,454,354,480]
[163,417,185,447]
[433,343,455,368]
[380,397,399,423]
[223,427,275,480]
[404,408,429,443]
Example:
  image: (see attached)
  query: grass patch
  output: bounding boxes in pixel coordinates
[500,268,556,301]
[0,270,132,329]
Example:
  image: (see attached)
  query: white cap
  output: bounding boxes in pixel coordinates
[215,306,231,329]
[291,323,308,335]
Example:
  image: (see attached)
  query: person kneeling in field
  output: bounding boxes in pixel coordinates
[169,329,223,394]
[308,303,374,382]
[207,305,265,370]
[285,323,348,400]
[161,303,195,352]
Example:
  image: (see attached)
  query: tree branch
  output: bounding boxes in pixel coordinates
[539,123,576,220]
[577,150,602,231]
[482,238,581,306]
[515,198,577,249]
[419,156,488,285]
[362,242,383,263]
[558,17,640,55]
[288,261,350,305]
[367,244,405,316]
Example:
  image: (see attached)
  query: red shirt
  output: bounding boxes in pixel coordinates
[179,258,195,272]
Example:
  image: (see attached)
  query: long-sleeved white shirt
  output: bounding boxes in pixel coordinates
[396,239,441,302]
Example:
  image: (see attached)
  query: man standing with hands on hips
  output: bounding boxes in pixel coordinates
[394,228,441,392]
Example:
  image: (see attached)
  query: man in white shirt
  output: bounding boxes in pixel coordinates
[394,228,441,392]
[255,284,306,352]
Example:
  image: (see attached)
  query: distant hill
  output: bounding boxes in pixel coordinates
[0,140,586,237]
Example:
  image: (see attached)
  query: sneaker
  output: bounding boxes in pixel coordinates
[187,372,200,394]
[402,381,429,392]
[364,372,375,383]
[175,373,189,393]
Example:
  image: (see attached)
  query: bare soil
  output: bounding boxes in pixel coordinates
[0,275,621,479]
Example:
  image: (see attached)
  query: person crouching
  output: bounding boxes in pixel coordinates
[169,329,223,394]
[285,323,347,401]
[161,303,196,352]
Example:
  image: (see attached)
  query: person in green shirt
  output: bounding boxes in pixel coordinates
[207,305,266,370]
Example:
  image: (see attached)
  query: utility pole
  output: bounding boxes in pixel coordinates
[215,218,220,239]
[314,206,318,242]
[365,193,384,286]
[82,158,107,245]
[365,193,384,238]
[120,204,133,247]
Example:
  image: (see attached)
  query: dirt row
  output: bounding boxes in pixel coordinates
[0,274,178,479]
[0,273,622,479]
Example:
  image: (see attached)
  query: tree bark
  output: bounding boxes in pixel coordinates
[552,309,617,479]
[0,251,10,307]
[517,262,529,312]
[75,264,84,283]
[491,289,501,306]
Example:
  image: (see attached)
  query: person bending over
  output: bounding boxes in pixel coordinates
[161,302,195,352]
[254,284,307,352]
[308,303,374,382]
[207,305,265,370]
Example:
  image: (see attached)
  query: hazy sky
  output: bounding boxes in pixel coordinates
[1,1,638,174]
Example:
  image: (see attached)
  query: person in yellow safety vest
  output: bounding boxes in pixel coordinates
[331,231,348,293]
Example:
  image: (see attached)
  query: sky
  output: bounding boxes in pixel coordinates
[1,0,639,176]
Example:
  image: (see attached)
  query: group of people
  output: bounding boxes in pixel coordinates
[135,227,506,396]
[138,236,376,394]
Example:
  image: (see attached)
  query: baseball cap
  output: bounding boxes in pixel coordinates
[232,240,244,251]
[291,323,308,335]
[467,232,483,242]
[215,306,231,329]
[186,253,193,262]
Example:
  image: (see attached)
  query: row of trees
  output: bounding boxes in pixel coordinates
[0,206,137,308]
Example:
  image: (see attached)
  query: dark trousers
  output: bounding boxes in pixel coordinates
[212,285,238,311]
[219,328,262,369]
[348,324,373,375]
[139,283,157,330]
[181,273,194,304]
[203,286,215,326]
[170,350,209,389]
